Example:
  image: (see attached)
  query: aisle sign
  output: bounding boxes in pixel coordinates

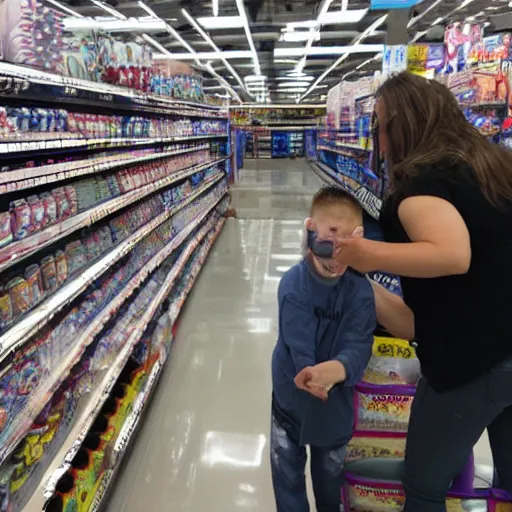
[370,0,421,9]
[382,45,407,77]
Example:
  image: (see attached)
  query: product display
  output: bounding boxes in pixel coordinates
[0,18,230,505]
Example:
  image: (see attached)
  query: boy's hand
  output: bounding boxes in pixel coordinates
[294,361,347,402]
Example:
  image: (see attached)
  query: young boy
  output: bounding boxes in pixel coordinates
[271,186,376,512]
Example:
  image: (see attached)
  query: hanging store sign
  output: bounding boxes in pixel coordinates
[370,0,422,9]
[382,45,407,77]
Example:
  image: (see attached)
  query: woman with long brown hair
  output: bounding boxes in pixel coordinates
[294,72,512,511]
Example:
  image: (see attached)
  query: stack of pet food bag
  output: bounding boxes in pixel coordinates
[342,330,512,511]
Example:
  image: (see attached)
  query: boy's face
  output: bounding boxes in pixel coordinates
[306,203,363,277]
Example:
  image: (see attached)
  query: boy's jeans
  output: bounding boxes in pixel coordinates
[403,356,512,512]
[270,413,346,512]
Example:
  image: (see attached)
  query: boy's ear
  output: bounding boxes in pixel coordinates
[305,217,314,230]
[351,225,364,238]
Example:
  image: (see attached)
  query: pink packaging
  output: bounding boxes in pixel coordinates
[27,195,45,232]
[25,264,43,305]
[40,193,58,226]
[353,383,415,434]
[41,256,58,293]
[0,211,13,247]
[52,187,71,221]
[84,232,101,259]
[10,199,32,240]
[64,185,78,216]
[55,250,68,285]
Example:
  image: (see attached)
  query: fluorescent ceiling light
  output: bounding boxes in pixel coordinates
[275,44,384,57]
[281,31,320,43]
[277,75,314,81]
[278,82,312,87]
[287,71,309,77]
[197,15,244,29]
[300,14,387,102]
[235,0,261,75]
[457,0,475,10]
[181,9,250,97]
[432,16,444,25]
[212,0,219,17]
[273,87,308,92]
[286,21,318,29]
[245,75,267,82]
[318,8,367,24]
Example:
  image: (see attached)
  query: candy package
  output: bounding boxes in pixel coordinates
[345,433,407,463]
[41,256,58,293]
[0,212,13,247]
[10,199,32,240]
[66,241,87,274]
[354,383,415,434]
[490,490,512,511]
[41,193,58,226]
[6,276,31,317]
[27,195,45,232]
[55,250,69,285]
[363,337,421,386]
[25,264,43,305]
[0,291,13,329]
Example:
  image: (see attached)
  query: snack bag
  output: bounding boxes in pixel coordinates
[346,433,407,463]
[354,383,415,434]
[0,212,13,248]
[363,336,421,386]
[10,199,32,240]
[6,276,31,317]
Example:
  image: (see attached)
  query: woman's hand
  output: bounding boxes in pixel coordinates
[294,361,347,401]
[333,237,377,273]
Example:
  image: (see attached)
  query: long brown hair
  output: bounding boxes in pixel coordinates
[377,71,512,206]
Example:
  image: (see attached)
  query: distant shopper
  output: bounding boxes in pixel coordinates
[271,186,376,512]
[297,72,512,511]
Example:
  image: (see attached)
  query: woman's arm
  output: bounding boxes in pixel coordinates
[335,196,472,278]
[371,280,415,340]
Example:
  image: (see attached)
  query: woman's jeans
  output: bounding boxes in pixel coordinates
[270,413,346,512]
[403,357,512,512]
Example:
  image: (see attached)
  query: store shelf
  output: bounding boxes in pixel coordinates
[0,180,226,472]
[0,62,227,119]
[0,155,228,273]
[0,144,210,192]
[318,144,371,156]
[0,133,227,161]
[0,170,226,370]
[87,219,226,512]
[28,210,227,511]
[311,161,382,219]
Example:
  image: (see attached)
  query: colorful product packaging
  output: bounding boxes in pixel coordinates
[362,337,420,387]
[353,383,415,434]
[345,433,407,464]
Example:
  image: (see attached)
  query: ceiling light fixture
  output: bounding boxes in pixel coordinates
[212,0,219,17]
[163,50,252,60]
[299,14,387,102]
[235,0,261,75]
[138,1,241,102]
[318,8,368,24]
[274,44,384,57]
[280,31,320,43]
[244,74,267,82]
[277,75,314,81]
[197,16,244,29]
[181,9,250,96]
[278,81,313,87]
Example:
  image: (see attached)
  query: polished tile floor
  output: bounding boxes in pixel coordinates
[106,158,492,511]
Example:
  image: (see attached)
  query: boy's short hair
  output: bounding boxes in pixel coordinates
[311,186,363,218]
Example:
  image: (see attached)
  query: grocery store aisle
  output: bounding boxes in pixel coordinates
[106,159,323,511]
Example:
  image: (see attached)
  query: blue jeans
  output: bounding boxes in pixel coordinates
[403,356,512,511]
[270,412,346,512]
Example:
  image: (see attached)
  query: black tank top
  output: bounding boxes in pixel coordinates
[379,162,512,392]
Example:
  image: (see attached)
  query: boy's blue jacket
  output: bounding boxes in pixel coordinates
[272,256,376,447]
